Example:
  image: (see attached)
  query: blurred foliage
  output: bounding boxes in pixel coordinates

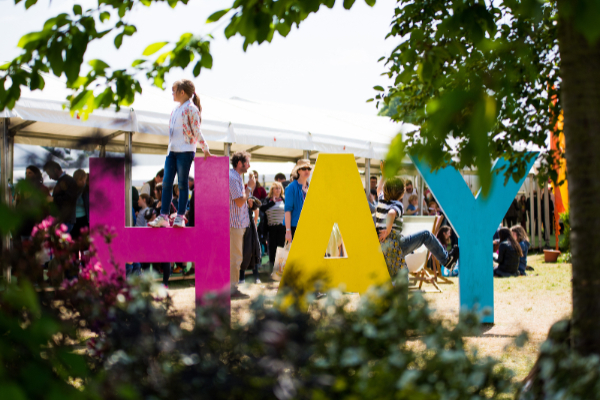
[2,212,519,399]
[0,0,212,118]
[375,0,561,195]
[517,318,600,400]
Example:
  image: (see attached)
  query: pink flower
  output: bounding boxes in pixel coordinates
[31,227,38,236]
[59,224,68,233]
[55,229,62,237]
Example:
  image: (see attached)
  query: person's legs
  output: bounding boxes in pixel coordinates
[131,262,141,276]
[64,222,75,233]
[70,217,87,241]
[253,250,260,280]
[175,152,195,215]
[400,230,450,265]
[162,262,171,286]
[230,227,246,291]
[276,225,287,249]
[160,152,177,216]
[268,225,278,265]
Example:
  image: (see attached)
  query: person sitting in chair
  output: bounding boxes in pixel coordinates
[376,178,459,281]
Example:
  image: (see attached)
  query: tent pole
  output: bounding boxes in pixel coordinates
[536,180,543,251]
[8,134,14,185]
[125,132,133,228]
[419,173,424,216]
[303,150,309,160]
[529,175,535,244]
[99,145,106,158]
[224,143,231,159]
[1,118,11,283]
[364,158,370,193]
[543,183,550,247]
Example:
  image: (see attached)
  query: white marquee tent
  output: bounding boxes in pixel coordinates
[1,72,415,229]
[2,72,414,162]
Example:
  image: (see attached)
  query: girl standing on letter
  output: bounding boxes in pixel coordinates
[149,79,211,228]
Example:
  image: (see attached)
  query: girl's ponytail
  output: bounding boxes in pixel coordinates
[173,79,202,123]
[192,92,202,123]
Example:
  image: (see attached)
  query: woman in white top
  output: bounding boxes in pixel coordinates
[259,182,286,266]
[150,79,211,228]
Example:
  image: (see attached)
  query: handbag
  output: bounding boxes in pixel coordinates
[271,243,291,281]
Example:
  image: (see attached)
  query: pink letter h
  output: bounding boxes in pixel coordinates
[89,157,230,303]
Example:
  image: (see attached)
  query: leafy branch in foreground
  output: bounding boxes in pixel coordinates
[1,0,376,118]
[376,0,561,193]
[1,0,212,118]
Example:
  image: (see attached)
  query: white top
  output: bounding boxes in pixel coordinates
[167,100,209,153]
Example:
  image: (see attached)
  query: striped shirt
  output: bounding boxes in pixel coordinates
[229,169,249,228]
[375,199,404,234]
[265,199,285,226]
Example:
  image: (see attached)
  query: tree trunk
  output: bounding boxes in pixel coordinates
[557,1,600,356]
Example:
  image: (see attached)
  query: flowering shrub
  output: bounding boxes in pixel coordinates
[4,215,592,400]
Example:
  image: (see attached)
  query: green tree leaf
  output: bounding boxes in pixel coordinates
[114,33,124,49]
[143,42,169,56]
[206,8,230,23]
[343,0,356,10]
[131,59,146,67]
[200,53,213,69]
[17,31,46,48]
[88,59,110,72]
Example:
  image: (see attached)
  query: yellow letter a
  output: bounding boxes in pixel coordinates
[280,154,389,294]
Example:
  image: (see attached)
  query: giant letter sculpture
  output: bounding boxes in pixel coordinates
[411,155,536,323]
[280,154,389,293]
[89,157,230,303]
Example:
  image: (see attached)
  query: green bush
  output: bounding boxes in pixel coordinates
[560,208,571,252]
[1,213,517,400]
[8,213,595,400]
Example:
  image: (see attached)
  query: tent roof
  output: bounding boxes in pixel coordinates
[3,73,415,169]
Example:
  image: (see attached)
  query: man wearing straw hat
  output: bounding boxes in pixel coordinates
[284,159,312,243]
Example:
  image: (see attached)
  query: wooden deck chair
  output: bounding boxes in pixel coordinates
[423,216,454,285]
[402,216,442,293]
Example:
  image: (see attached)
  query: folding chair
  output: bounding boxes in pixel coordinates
[423,216,454,285]
[402,216,442,293]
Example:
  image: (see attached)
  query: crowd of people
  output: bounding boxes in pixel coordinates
[490,188,558,278]
[11,161,90,280]
[13,154,540,289]
[12,76,550,290]
[226,153,462,297]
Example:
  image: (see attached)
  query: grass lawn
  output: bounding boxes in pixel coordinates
[422,253,571,381]
[168,252,572,388]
